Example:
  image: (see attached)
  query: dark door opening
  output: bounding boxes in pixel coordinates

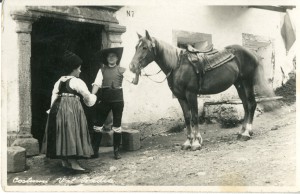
[31,17,103,148]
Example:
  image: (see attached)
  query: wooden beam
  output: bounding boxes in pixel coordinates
[248,6,295,13]
[204,96,283,105]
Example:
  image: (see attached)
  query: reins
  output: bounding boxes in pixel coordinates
[136,39,181,84]
[142,69,162,76]
[142,69,173,83]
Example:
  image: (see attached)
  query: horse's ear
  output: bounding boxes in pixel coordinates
[145,30,152,41]
[137,32,142,39]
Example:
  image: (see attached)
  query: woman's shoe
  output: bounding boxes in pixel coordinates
[68,159,86,171]
[73,168,91,174]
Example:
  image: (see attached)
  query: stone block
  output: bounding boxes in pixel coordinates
[204,104,222,123]
[122,129,140,151]
[7,146,26,173]
[219,104,244,127]
[204,103,244,127]
[11,137,39,157]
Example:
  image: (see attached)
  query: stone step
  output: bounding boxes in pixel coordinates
[7,146,26,173]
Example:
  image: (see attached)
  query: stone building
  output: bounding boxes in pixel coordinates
[116,5,296,124]
[2,4,296,163]
[2,6,127,157]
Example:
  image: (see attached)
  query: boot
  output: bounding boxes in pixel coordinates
[91,132,102,158]
[113,132,122,160]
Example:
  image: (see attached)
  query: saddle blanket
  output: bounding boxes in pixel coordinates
[186,49,235,74]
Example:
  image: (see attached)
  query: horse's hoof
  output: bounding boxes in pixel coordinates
[239,135,251,141]
[181,145,191,150]
[191,145,201,151]
[249,131,254,136]
[237,134,242,139]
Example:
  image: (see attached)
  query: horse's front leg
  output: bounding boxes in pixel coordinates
[186,92,202,151]
[178,98,193,150]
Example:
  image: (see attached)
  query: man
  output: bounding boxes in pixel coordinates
[92,47,138,159]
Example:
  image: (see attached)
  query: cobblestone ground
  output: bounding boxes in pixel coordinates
[7,103,296,191]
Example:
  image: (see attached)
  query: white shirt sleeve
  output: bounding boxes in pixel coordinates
[69,78,97,107]
[123,68,135,83]
[50,80,61,107]
[92,69,103,87]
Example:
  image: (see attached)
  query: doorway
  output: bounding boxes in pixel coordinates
[31,17,103,147]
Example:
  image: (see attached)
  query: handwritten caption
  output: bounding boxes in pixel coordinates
[12,176,114,185]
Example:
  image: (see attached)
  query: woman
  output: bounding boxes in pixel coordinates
[92,47,138,160]
[41,50,96,172]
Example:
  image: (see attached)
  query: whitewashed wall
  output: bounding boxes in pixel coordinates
[2,5,296,131]
[2,6,26,132]
[116,6,296,123]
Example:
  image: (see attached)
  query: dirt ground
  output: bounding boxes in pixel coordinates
[7,101,296,188]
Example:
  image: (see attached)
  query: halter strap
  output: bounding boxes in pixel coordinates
[143,69,173,83]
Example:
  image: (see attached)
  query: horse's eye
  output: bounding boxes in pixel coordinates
[142,47,147,50]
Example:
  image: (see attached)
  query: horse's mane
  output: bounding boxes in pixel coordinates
[153,38,180,70]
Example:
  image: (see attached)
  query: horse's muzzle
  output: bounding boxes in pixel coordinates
[129,62,140,74]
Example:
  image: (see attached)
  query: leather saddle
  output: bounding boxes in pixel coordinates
[187,44,215,54]
[186,47,235,74]
[184,47,235,93]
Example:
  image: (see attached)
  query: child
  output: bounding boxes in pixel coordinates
[41,51,96,172]
[92,47,138,159]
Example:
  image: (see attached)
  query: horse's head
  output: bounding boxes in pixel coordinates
[129,30,157,74]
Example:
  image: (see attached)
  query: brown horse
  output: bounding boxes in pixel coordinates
[129,30,275,151]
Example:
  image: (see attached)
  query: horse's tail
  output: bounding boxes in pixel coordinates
[253,58,279,111]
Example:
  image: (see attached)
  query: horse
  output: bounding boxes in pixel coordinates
[129,30,275,151]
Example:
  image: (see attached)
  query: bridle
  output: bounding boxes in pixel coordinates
[135,39,173,83]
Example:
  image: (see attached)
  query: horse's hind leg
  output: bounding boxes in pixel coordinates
[186,91,202,151]
[234,80,257,141]
[234,81,249,138]
[178,98,192,150]
[242,80,257,137]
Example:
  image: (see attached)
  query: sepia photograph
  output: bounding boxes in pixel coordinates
[1,0,299,192]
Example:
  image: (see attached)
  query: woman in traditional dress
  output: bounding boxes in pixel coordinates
[41,50,96,172]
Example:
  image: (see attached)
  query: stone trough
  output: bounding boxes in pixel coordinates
[203,96,282,127]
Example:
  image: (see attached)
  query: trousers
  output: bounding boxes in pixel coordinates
[94,101,124,128]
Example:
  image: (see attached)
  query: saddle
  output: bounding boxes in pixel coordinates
[184,45,235,93]
[187,44,216,54]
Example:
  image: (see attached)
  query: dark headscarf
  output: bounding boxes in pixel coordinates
[62,50,83,74]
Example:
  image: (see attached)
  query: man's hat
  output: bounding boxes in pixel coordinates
[98,47,123,65]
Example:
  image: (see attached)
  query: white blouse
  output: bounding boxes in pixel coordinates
[51,76,97,107]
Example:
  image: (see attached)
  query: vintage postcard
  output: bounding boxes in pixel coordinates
[1,0,299,192]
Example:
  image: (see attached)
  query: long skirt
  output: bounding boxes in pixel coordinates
[41,96,94,159]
